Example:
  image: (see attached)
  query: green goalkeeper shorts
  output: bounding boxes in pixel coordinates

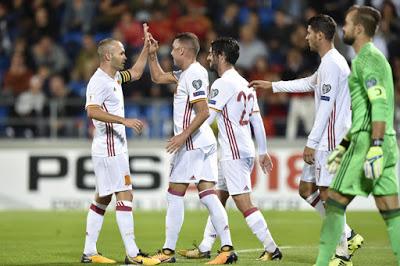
[331,131,399,197]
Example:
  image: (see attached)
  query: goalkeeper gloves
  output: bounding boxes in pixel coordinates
[327,138,350,174]
[364,139,384,180]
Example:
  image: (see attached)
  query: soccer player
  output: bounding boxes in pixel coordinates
[315,5,400,266]
[147,32,237,264]
[249,15,363,265]
[178,37,282,261]
[81,24,160,265]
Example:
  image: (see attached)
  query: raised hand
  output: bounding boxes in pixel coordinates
[148,34,159,54]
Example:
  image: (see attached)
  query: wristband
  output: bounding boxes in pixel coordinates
[340,138,351,149]
[372,138,384,146]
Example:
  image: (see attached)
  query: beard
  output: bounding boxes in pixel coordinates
[209,62,217,72]
[343,34,355,45]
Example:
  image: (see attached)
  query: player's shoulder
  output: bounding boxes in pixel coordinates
[321,49,349,72]
[87,70,110,90]
[187,62,208,76]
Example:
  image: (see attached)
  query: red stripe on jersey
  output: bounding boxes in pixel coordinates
[102,105,111,156]
[102,104,116,156]
[328,116,332,151]
[332,103,336,149]
[108,123,115,156]
[222,107,240,159]
[183,97,193,150]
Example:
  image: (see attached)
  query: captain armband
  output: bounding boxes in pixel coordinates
[367,85,386,101]
[120,70,132,83]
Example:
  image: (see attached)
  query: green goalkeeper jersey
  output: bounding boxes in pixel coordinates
[348,42,395,137]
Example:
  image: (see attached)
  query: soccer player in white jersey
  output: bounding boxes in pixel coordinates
[82,24,160,265]
[249,15,363,265]
[147,32,237,265]
[178,37,283,261]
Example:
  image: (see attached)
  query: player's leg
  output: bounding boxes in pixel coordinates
[232,192,282,261]
[375,195,400,264]
[373,136,400,264]
[316,134,370,266]
[109,153,160,265]
[81,193,114,263]
[81,156,117,264]
[316,190,353,266]
[156,182,188,263]
[298,163,325,216]
[198,190,230,255]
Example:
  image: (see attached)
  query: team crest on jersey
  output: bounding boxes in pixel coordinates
[192,79,202,90]
[366,78,377,88]
[210,88,219,98]
[322,84,331,94]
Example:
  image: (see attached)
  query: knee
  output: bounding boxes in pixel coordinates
[233,195,254,214]
[298,185,312,200]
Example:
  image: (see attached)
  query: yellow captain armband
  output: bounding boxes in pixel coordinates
[120,70,132,83]
[367,85,386,101]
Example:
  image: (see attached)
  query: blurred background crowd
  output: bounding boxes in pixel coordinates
[0,0,399,139]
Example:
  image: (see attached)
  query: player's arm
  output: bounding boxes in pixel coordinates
[121,23,150,83]
[166,99,209,153]
[86,105,143,133]
[249,71,317,93]
[249,110,273,173]
[147,36,177,84]
[206,107,219,125]
[362,60,387,179]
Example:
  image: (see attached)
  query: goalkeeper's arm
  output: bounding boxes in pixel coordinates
[326,135,351,174]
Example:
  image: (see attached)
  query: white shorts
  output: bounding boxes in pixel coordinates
[169,144,217,183]
[217,158,254,195]
[92,152,132,197]
[300,150,333,187]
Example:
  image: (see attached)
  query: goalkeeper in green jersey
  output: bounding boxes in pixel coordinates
[315,5,400,266]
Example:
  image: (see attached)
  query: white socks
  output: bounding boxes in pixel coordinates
[199,189,232,248]
[305,190,326,217]
[245,208,277,253]
[116,200,139,258]
[199,217,217,252]
[83,201,107,255]
[163,190,185,251]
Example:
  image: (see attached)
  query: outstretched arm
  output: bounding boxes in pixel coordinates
[147,35,177,84]
[122,23,150,81]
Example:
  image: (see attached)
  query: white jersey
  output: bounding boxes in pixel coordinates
[208,68,259,160]
[272,48,351,151]
[85,68,127,157]
[173,62,216,150]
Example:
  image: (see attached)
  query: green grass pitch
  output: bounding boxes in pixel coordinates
[0,210,396,265]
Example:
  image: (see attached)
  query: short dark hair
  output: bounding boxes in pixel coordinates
[210,37,240,65]
[307,14,337,41]
[347,5,381,37]
[173,32,200,55]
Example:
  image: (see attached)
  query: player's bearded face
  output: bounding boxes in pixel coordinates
[207,48,218,71]
[343,13,356,45]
